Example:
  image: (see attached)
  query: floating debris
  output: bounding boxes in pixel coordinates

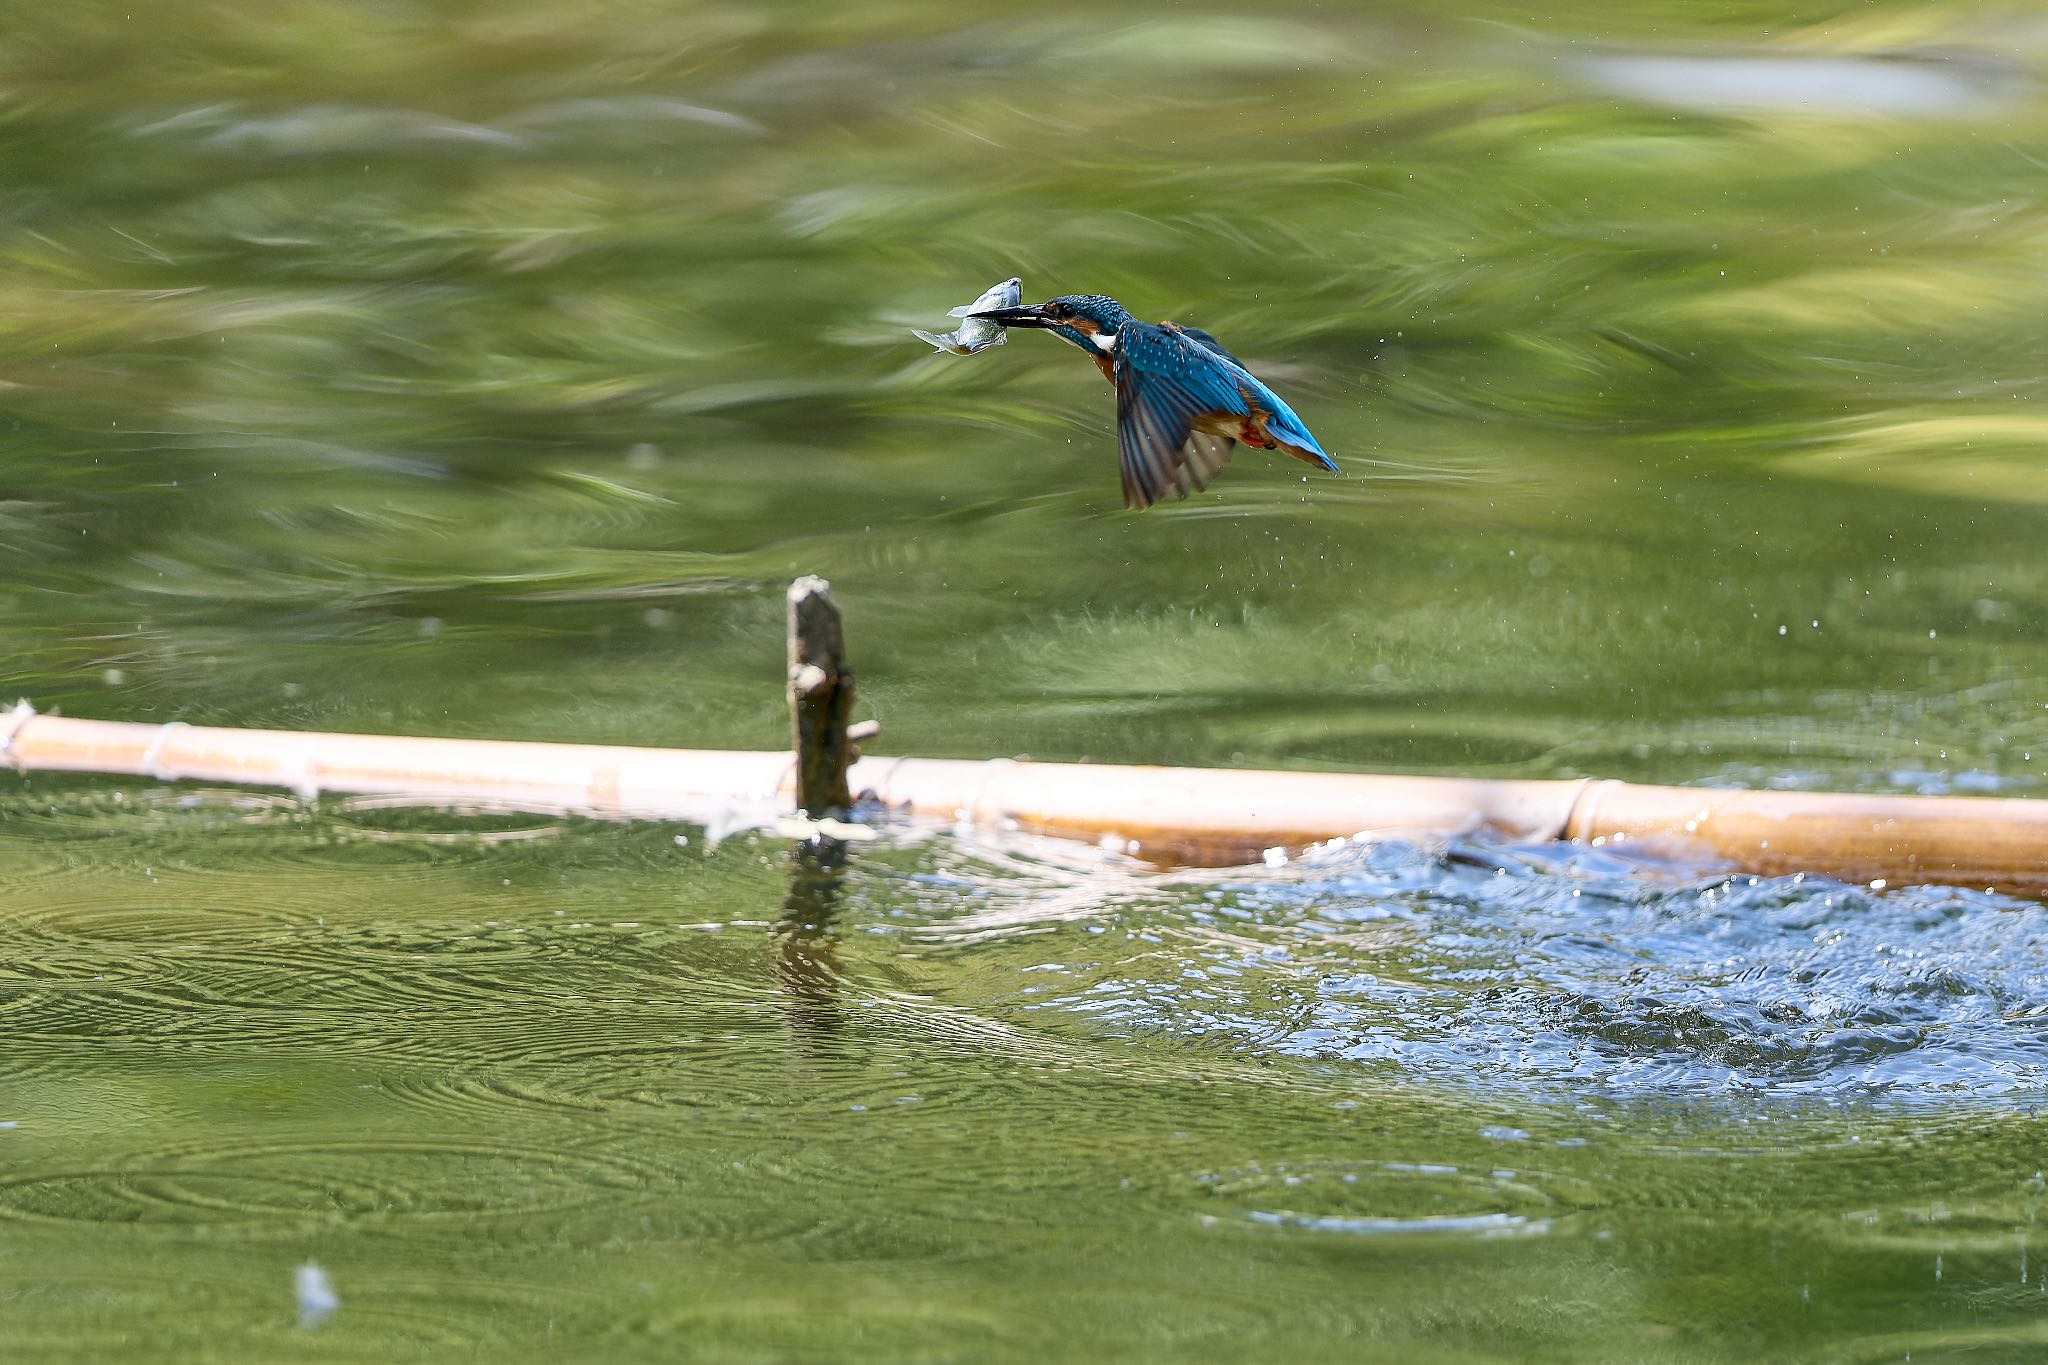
[296,1263,339,1329]
[912,276,1021,355]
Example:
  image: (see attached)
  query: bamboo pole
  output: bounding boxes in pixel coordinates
[0,702,795,825]
[4,700,2045,894]
[1563,780,2048,894]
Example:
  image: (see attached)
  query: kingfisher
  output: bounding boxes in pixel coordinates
[968,293,1339,509]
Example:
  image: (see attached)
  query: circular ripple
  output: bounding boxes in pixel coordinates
[368,1067,613,1122]
[0,1138,668,1228]
[1192,1156,1562,1228]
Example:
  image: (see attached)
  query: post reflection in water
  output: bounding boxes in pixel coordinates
[774,834,849,1039]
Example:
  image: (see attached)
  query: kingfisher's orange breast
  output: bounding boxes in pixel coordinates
[1190,398,1278,449]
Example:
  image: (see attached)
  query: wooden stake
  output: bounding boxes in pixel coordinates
[786,576,853,817]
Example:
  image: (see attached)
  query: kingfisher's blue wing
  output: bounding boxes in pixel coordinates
[1172,326,1245,368]
[1114,324,1250,509]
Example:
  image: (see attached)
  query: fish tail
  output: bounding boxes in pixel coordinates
[911,329,966,355]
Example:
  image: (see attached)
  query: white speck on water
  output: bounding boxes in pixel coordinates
[296,1263,339,1328]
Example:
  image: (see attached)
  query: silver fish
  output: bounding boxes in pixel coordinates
[912,276,1022,355]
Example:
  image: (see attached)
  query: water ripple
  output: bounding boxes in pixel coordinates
[0,1138,668,1229]
[937,834,2048,1101]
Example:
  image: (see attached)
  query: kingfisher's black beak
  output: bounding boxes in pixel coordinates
[967,303,1054,329]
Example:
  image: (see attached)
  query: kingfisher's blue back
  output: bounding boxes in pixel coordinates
[969,291,1339,509]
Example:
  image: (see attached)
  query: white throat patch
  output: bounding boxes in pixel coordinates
[1089,330,1118,352]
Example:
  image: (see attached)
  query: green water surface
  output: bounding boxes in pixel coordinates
[3,1,2048,1359]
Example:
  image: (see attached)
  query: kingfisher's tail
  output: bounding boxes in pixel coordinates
[1234,368,1337,472]
[1268,410,1338,472]
[1278,440,1339,473]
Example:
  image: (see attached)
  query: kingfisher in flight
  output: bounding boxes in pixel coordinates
[968,293,1338,510]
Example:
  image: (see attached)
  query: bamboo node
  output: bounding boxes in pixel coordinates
[1560,776,1617,843]
[962,757,1022,826]
[140,721,190,782]
[0,700,33,768]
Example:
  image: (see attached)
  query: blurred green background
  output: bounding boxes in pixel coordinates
[5,0,2046,786]
[4,2,2048,1361]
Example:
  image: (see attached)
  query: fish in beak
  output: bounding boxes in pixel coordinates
[911,277,1023,355]
[965,303,1056,329]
